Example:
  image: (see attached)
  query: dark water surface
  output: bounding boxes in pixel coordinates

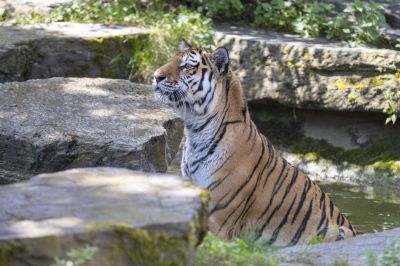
[319,182,400,233]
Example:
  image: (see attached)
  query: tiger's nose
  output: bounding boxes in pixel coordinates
[154,75,166,83]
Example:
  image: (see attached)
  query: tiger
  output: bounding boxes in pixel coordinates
[153,39,357,246]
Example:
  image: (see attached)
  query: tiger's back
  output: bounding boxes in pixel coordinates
[154,40,357,246]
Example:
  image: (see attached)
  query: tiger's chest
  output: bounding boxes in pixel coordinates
[181,134,227,189]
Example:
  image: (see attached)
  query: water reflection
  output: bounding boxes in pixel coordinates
[319,182,400,233]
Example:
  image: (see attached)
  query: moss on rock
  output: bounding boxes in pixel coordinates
[88,223,190,266]
[0,242,19,266]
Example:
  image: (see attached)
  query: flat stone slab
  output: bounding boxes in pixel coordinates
[0,168,208,266]
[278,227,400,266]
[0,22,148,82]
[0,0,71,17]
[215,24,400,114]
[0,78,183,184]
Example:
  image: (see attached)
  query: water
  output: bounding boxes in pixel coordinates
[319,182,400,233]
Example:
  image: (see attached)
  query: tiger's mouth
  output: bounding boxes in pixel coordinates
[154,84,189,109]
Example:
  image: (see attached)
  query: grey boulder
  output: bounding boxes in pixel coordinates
[0,78,183,184]
[0,168,208,266]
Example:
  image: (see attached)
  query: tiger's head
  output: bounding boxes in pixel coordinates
[153,39,230,120]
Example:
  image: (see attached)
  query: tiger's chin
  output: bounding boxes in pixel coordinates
[154,87,193,118]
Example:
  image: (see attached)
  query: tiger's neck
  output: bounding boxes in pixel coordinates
[182,73,249,188]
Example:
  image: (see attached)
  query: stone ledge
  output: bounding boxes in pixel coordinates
[0,78,183,184]
[0,22,149,83]
[278,227,400,266]
[0,168,208,266]
[215,24,400,114]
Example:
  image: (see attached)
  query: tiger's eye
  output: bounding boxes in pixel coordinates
[180,64,190,70]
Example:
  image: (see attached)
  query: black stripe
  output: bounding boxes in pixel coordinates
[208,173,230,191]
[267,194,298,245]
[216,196,249,234]
[209,138,266,215]
[270,159,289,196]
[336,213,342,225]
[190,112,218,133]
[317,218,329,238]
[224,76,231,103]
[190,103,231,166]
[224,119,243,125]
[231,135,269,225]
[289,199,314,246]
[247,121,255,141]
[242,105,247,122]
[291,178,312,224]
[317,193,326,231]
[208,71,213,82]
[255,160,289,224]
[209,153,233,177]
[262,150,278,189]
[193,68,207,95]
[194,86,212,106]
[199,84,217,115]
[258,167,298,232]
[330,199,335,219]
[340,215,345,226]
[349,223,356,236]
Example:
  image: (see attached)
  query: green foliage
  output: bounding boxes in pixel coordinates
[191,0,244,19]
[17,0,214,82]
[129,8,213,81]
[367,241,400,266]
[308,233,325,245]
[293,2,335,38]
[254,0,388,46]
[254,0,334,36]
[328,0,388,46]
[52,245,98,266]
[49,0,141,24]
[195,232,278,266]
[383,90,398,125]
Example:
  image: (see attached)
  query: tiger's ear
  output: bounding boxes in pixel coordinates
[179,39,192,51]
[211,47,229,75]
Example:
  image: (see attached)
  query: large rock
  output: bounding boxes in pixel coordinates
[0,0,71,18]
[0,168,208,266]
[278,227,400,266]
[0,22,148,83]
[215,24,400,114]
[0,78,183,184]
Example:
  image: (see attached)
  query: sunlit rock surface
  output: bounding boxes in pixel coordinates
[0,23,148,82]
[0,168,208,266]
[278,227,400,266]
[0,0,71,17]
[0,78,183,184]
[215,24,400,114]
